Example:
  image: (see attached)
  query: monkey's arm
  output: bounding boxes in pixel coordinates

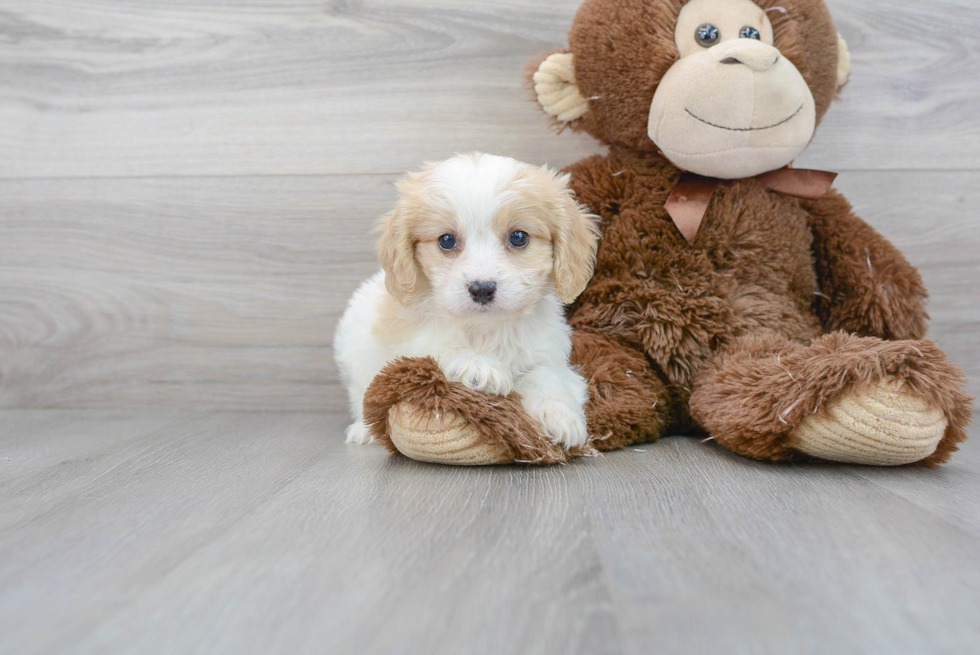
[563,154,629,220]
[802,189,929,340]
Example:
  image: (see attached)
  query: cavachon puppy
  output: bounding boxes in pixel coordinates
[334,153,601,452]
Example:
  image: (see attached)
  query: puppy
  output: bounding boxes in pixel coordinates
[334,152,601,449]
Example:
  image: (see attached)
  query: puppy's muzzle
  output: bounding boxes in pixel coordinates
[468,280,497,305]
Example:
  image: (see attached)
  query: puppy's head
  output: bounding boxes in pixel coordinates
[377,153,600,318]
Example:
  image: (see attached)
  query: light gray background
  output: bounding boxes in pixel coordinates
[1,1,978,653]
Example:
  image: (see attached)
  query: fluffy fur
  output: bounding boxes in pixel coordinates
[363,357,597,465]
[334,153,600,450]
[363,0,971,466]
[563,147,970,465]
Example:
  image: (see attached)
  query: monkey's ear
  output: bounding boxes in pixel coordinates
[532,52,591,124]
[836,33,851,89]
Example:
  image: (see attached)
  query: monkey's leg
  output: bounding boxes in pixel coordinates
[572,331,673,451]
[690,331,972,466]
[363,357,591,466]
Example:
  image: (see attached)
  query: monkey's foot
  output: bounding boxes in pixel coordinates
[790,378,948,466]
[364,357,592,466]
[386,403,512,465]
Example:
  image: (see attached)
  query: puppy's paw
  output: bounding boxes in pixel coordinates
[443,355,514,396]
[523,395,589,449]
[345,422,373,445]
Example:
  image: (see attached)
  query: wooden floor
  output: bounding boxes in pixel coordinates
[2,0,979,652]
[1,411,978,654]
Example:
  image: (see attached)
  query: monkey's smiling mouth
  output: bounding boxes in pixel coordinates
[685,104,804,132]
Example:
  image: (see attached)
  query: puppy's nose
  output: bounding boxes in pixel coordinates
[468,280,497,305]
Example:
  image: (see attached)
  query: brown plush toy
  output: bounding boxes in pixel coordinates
[364,0,972,466]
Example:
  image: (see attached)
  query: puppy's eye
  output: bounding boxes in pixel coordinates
[695,24,720,47]
[739,26,761,40]
[438,234,457,251]
[508,231,529,249]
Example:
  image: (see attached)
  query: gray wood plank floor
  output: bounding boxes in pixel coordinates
[1,411,978,654]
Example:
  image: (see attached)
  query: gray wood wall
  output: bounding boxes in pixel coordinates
[1,0,977,411]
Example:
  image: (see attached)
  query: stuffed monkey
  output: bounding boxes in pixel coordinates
[364,0,972,466]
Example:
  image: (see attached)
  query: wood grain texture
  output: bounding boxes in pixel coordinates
[1,2,977,652]
[1,0,979,178]
[0,175,392,410]
[576,436,980,655]
[0,410,620,655]
[0,410,977,654]
[1,171,976,410]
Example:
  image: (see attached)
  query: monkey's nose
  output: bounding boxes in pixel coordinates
[468,281,497,305]
[712,40,780,72]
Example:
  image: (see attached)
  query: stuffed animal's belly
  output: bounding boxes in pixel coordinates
[570,176,822,388]
[571,265,820,389]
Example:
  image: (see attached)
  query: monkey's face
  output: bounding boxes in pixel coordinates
[648,0,816,179]
[532,0,848,179]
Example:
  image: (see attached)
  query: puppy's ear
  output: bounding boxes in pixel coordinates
[376,195,421,304]
[551,173,600,304]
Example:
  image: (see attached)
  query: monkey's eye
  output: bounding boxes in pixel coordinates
[695,24,721,47]
[438,234,457,251]
[739,26,761,40]
[508,231,529,249]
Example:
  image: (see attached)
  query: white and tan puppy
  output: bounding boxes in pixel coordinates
[334,153,600,449]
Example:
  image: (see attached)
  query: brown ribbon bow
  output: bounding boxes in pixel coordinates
[665,167,838,245]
